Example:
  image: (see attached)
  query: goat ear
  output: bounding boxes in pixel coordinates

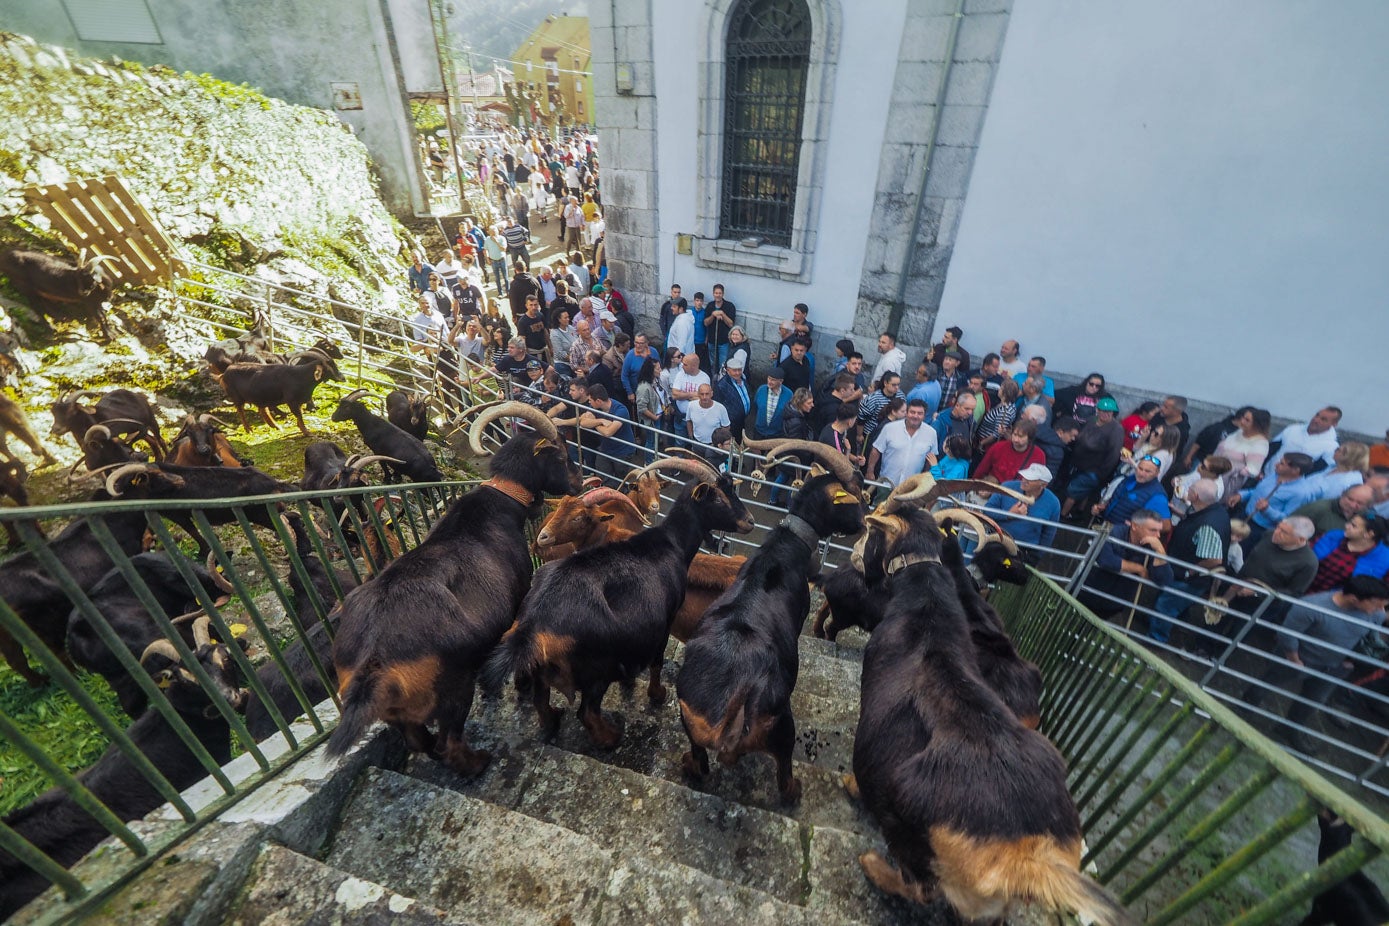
[692,483,710,500]
[314,367,324,381]
[597,513,615,522]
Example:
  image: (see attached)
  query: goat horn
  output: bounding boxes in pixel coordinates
[205,551,234,593]
[95,417,148,430]
[350,454,406,470]
[198,413,234,429]
[740,437,787,453]
[446,400,505,435]
[764,440,860,489]
[83,424,112,443]
[625,456,719,486]
[933,479,1031,506]
[580,487,649,524]
[467,401,561,456]
[665,448,722,477]
[969,510,1019,555]
[192,615,213,648]
[104,462,156,497]
[85,254,120,270]
[932,507,997,548]
[140,638,183,665]
[877,473,938,514]
[340,388,371,403]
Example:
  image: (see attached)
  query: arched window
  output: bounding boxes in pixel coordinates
[720,0,811,247]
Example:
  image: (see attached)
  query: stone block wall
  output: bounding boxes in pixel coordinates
[851,0,1011,358]
[589,0,663,320]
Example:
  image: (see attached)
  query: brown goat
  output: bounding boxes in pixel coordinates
[534,485,745,642]
[165,415,246,468]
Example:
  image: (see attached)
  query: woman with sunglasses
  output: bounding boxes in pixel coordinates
[1053,372,1107,423]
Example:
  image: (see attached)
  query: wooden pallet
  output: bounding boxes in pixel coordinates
[22,174,179,285]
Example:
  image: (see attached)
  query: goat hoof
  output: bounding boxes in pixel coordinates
[445,748,491,778]
[780,777,803,806]
[841,773,861,800]
[647,682,668,705]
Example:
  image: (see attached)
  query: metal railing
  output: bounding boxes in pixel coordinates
[0,481,473,918]
[993,573,1389,925]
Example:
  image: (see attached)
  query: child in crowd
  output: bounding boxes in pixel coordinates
[1170,455,1233,520]
[930,435,972,480]
[1227,519,1251,574]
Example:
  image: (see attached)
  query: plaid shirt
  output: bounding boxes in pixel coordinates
[1308,541,1362,594]
[938,370,967,409]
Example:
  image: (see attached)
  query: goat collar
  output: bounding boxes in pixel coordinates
[885,552,941,575]
[778,514,821,551]
[481,477,534,508]
[966,561,986,588]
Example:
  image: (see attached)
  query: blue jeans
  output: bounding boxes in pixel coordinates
[1150,579,1200,644]
[490,259,507,294]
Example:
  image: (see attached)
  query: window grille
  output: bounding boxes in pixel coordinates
[719,0,811,247]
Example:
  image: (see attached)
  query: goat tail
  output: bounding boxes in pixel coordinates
[710,686,753,753]
[480,623,528,695]
[1022,859,1135,926]
[326,667,378,756]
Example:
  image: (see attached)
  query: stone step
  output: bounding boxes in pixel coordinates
[323,766,873,925]
[223,843,454,925]
[396,748,949,926]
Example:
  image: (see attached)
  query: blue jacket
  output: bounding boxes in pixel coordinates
[749,384,793,439]
[715,374,753,440]
[985,481,1061,549]
[1102,475,1171,525]
[1239,473,1321,530]
[1313,532,1389,580]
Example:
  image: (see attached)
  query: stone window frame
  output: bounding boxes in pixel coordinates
[694,0,840,283]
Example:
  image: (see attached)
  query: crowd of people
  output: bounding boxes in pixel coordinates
[403,129,1389,758]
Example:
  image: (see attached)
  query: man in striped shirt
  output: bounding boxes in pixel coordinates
[501,219,531,272]
[856,372,900,445]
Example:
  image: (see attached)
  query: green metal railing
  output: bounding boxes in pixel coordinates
[0,482,476,920]
[993,572,1389,924]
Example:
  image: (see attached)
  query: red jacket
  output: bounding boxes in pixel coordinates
[974,441,1045,485]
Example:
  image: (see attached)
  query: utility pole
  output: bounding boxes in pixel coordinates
[465,45,480,112]
[427,0,467,213]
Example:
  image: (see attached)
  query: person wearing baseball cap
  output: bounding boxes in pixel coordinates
[984,461,1061,548]
[749,366,793,441]
[1061,394,1127,520]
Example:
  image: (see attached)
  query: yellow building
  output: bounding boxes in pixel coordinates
[511,13,593,127]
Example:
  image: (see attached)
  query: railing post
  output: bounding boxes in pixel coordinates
[356,313,366,387]
[263,281,275,354]
[1065,523,1109,595]
[1200,592,1274,688]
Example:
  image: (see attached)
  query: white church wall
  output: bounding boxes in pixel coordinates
[648,0,907,345]
[939,0,1389,434]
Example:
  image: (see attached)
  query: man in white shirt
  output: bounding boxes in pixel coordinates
[1266,406,1342,473]
[686,384,731,446]
[670,352,711,422]
[408,294,447,354]
[871,332,907,387]
[998,339,1027,377]
[668,299,696,356]
[867,398,939,487]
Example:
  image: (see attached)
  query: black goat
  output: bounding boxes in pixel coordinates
[164,414,248,468]
[0,511,149,686]
[327,402,578,776]
[0,392,57,466]
[215,355,337,436]
[75,423,146,473]
[1,458,41,551]
[298,441,403,567]
[1301,810,1389,926]
[102,461,295,557]
[287,341,344,410]
[385,390,431,441]
[850,506,1131,924]
[677,449,863,804]
[331,389,441,483]
[50,389,168,461]
[67,552,232,717]
[0,620,246,920]
[203,315,273,373]
[483,461,755,749]
[0,247,120,341]
[244,511,356,740]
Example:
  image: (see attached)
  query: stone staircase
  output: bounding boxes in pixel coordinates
[221,632,954,925]
[51,629,1037,925]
